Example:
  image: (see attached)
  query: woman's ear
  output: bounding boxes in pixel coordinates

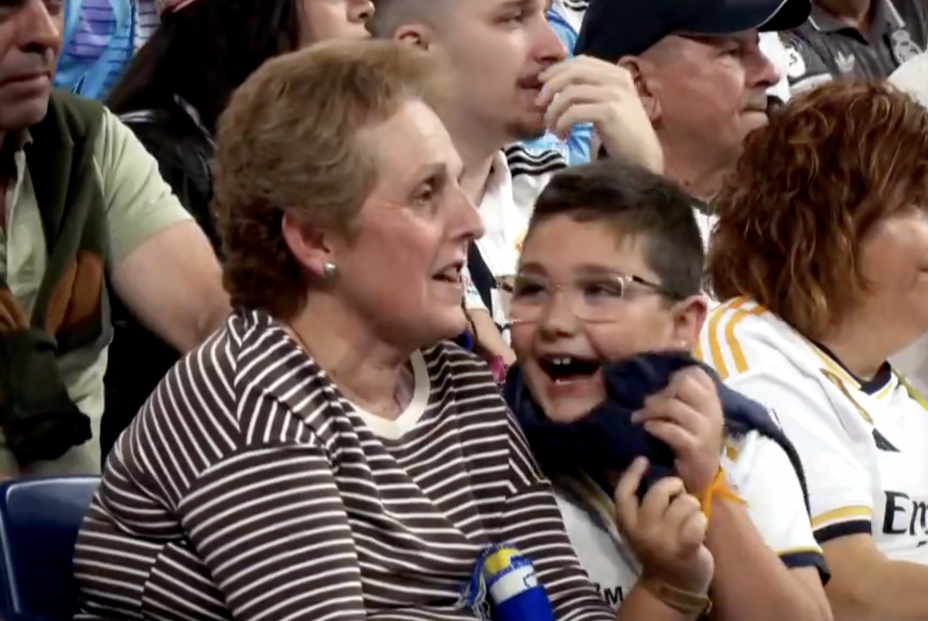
[281,211,333,280]
[670,294,709,350]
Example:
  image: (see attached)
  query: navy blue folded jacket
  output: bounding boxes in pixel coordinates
[506,350,811,514]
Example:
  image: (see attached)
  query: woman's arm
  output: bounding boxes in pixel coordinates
[727,371,928,621]
[821,534,928,621]
[468,307,516,366]
[462,268,516,365]
[180,442,366,621]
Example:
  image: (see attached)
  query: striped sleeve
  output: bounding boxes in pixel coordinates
[504,144,567,177]
[135,325,365,621]
[499,412,614,621]
[179,443,366,621]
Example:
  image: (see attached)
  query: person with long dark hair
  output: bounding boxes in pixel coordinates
[108,0,372,247]
[100,0,372,459]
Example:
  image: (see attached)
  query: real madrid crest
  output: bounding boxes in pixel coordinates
[891,29,922,66]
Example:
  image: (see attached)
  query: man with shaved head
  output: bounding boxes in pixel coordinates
[369,0,663,355]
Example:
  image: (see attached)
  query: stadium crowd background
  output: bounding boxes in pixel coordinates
[3,0,928,619]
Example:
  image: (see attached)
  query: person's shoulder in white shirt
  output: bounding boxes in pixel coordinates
[700,297,928,565]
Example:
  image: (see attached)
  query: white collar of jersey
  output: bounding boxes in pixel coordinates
[486,150,513,200]
[731,299,905,412]
[804,337,896,399]
[472,151,521,277]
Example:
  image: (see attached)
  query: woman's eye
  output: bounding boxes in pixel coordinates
[413,187,435,205]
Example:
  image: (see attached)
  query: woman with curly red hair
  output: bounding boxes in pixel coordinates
[699,80,928,620]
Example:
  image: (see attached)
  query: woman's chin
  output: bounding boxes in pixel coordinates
[426,307,470,343]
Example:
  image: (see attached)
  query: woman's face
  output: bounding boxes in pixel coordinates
[510,216,706,423]
[300,0,372,43]
[327,99,484,349]
[856,208,928,353]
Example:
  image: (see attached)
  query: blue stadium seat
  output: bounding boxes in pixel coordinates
[0,477,99,621]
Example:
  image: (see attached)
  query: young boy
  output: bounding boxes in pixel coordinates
[506,160,832,621]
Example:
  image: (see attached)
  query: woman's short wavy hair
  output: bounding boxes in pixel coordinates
[707,80,928,338]
[212,40,445,319]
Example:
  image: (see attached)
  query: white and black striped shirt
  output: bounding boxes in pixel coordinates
[73,309,612,621]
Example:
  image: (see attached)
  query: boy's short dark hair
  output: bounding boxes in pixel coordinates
[528,159,704,299]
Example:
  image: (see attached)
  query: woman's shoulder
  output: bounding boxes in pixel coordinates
[155,314,247,406]
[135,309,327,447]
[153,310,283,415]
[421,340,502,394]
[697,296,813,382]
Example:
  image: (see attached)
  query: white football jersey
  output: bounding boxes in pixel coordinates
[465,146,566,321]
[555,426,825,611]
[698,297,928,564]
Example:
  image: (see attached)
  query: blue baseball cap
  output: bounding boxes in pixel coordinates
[574,0,811,62]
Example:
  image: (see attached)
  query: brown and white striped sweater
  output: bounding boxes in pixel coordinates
[73,309,613,621]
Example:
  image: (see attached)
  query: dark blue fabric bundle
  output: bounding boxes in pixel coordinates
[504,354,679,499]
[506,350,810,513]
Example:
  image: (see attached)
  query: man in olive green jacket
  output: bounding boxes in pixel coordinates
[0,0,228,477]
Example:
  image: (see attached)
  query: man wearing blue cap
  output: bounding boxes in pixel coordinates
[576,0,810,250]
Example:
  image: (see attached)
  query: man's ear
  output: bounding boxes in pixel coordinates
[619,55,661,123]
[395,22,434,50]
[670,294,709,351]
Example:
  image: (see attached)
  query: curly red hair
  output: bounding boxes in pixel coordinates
[707,80,928,338]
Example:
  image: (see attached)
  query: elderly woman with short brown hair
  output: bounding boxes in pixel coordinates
[71,40,617,621]
[698,80,928,621]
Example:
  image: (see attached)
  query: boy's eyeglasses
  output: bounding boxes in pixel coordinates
[497,273,683,324]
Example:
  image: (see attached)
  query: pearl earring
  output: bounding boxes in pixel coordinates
[323,262,338,281]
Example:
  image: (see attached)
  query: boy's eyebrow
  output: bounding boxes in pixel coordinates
[517,263,639,279]
[516,261,548,275]
[574,264,634,277]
